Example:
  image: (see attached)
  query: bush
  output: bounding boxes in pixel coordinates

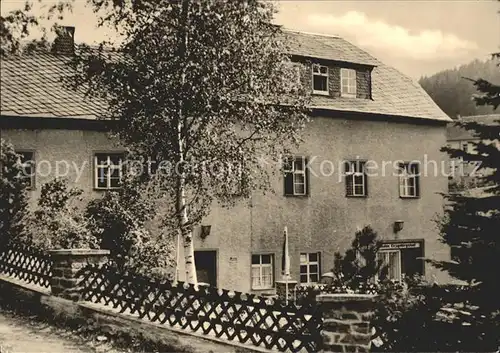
[84,178,175,279]
[27,178,98,250]
[331,226,386,288]
[0,139,31,246]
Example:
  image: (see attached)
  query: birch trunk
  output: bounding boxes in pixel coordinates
[176,0,198,288]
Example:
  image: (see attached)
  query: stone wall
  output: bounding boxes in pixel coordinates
[317,294,376,353]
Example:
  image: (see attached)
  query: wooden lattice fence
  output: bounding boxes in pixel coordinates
[78,264,323,352]
[0,244,52,288]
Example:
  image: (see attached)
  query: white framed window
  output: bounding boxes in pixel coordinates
[284,156,308,196]
[15,151,35,189]
[300,252,321,284]
[94,153,124,190]
[251,254,274,290]
[340,68,357,98]
[399,162,420,198]
[344,160,367,197]
[312,64,329,95]
[376,250,401,282]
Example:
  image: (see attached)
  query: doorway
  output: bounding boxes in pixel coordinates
[194,250,217,287]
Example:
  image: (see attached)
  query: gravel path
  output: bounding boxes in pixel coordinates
[0,311,122,353]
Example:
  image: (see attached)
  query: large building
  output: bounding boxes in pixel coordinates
[1,27,453,293]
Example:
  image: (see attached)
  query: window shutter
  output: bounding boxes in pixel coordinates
[318,252,322,277]
[345,175,354,196]
[415,174,420,197]
[305,157,310,196]
[284,172,294,195]
[362,162,368,196]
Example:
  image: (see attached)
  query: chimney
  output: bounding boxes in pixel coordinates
[52,26,75,55]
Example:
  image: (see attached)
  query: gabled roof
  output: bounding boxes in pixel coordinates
[446,114,500,141]
[0,53,104,119]
[1,30,451,123]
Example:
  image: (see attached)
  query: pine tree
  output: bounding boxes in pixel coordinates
[437,50,500,349]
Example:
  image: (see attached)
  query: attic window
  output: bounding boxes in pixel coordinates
[312,64,329,95]
[341,68,357,98]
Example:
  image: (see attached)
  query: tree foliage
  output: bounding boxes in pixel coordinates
[84,177,175,279]
[332,226,386,288]
[436,47,500,349]
[68,0,310,284]
[27,178,99,250]
[0,0,74,56]
[0,139,31,246]
[419,58,500,118]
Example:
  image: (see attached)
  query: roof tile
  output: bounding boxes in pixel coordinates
[1,31,451,123]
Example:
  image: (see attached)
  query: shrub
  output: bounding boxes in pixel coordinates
[0,139,31,246]
[84,178,175,279]
[27,178,98,250]
[331,225,386,288]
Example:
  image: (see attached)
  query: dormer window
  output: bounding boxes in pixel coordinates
[312,64,329,95]
[341,68,357,98]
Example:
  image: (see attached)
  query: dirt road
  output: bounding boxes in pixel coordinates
[0,311,123,353]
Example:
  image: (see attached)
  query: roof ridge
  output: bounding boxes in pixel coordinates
[281,28,341,39]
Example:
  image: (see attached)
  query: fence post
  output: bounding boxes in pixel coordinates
[49,249,110,301]
[316,293,376,353]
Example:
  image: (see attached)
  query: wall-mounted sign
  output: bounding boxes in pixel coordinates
[380,242,421,250]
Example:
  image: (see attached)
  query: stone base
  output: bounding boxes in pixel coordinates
[317,293,377,353]
[49,249,110,301]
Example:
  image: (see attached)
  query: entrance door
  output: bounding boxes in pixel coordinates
[194,250,217,287]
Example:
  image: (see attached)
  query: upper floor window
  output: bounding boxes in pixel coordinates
[461,142,469,153]
[284,156,308,196]
[94,153,124,190]
[312,64,329,95]
[300,252,321,285]
[251,254,274,290]
[340,68,357,98]
[398,162,420,198]
[344,160,367,197]
[16,151,35,189]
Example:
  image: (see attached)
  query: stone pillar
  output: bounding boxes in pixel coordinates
[275,279,298,302]
[49,249,110,301]
[317,293,376,353]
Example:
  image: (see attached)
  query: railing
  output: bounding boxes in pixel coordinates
[0,243,52,288]
[78,263,323,353]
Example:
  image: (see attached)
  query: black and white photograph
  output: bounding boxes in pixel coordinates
[0,0,499,352]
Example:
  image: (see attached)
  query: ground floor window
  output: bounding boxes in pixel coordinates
[377,240,425,281]
[251,254,274,290]
[300,252,321,284]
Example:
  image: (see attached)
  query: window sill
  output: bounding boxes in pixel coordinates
[345,194,367,198]
[399,195,420,199]
[94,187,122,191]
[341,93,357,98]
[251,287,275,292]
[312,91,330,96]
[284,194,309,198]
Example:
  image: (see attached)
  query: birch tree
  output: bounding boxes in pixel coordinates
[69,0,310,286]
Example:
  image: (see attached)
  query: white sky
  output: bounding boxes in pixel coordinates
[2,0,500,79]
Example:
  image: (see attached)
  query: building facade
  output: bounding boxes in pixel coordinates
[1,28,453,293]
